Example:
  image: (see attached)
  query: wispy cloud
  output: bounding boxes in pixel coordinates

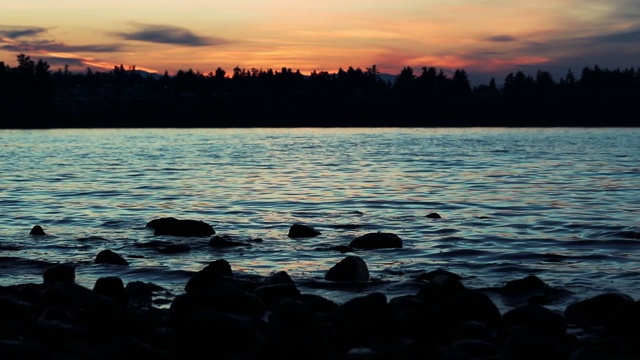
[0,24,122,54]
[0,26,49,39]
[1,39,121,53]
[592,29,640,44]
[117,23,229,46]
[0,24,129,72]
[486,35,516,42]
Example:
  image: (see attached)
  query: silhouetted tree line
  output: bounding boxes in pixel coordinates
[1,54,639,128]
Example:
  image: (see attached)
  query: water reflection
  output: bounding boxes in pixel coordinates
[0,128,639,307]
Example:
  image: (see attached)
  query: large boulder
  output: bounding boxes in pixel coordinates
[349,232,402,249]
[325,255,370,282]
[146,217,215,237]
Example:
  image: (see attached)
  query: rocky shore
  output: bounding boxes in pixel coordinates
[2,220,640,359]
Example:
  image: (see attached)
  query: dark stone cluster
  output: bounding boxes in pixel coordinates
[9,220,640,359]
[3,255,640,360]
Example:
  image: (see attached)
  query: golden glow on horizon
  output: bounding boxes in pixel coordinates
[1,0,638,81]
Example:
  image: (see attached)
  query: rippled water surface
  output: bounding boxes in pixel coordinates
[1,128,639,310]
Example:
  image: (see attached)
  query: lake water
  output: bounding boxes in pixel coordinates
[1,127,639,312]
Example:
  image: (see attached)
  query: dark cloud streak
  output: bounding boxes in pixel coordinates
[486,35,516,42]
[1,24,121,54]
[592,29,640,44]
[0,26,49,39]
[2,40,121,53]
[118,23,229,46]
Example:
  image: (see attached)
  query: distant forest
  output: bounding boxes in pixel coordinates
[1,53,639,128]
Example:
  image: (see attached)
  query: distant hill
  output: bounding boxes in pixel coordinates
[133,69,163,79]
[378,73,396,84]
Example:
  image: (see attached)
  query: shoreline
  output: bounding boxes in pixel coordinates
[2,256,639,359]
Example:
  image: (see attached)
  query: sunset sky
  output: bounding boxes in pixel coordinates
[2,0,639,85]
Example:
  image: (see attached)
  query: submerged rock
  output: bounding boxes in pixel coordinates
[288,224,321,238]
[29,225,46,236]
[95,249,129,266]
[209,235,252,248]
[502,275,549,295]
[146,217,215,237]
[349,232,402,249]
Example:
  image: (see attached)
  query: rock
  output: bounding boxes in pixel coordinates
[388,295,432,340]
[452,320,494,342]
[146,217,215,237]
[201,259,233,277]
[33,305,87,341]
[184,259,233,294]
[29,225,46,236]
[325,255,370,282]
[501,326,576,360]
[349,232,402,249]
[299,294,339,314]
[418,268,463,282]
[502,275,549,295]
[448,339,498,359]
[501,275,572,306]
[257,299,330,359]
[125,281,153,305]
[564,292,635,330]
[9,254,640,360]
[263,270,295,286]
[171,286,266,318]
[417,287,501,340]
[255,283,301,307]
[417,271,466,304]
[93,277,128,305]
[426,212,442,219]
[95,249,129,265]
[287,224,321,238]
[448,289,503,334]
[503,304,566,336]
[333,292,391,349]
[172,308,263,358]
[43,263,75,285]
[330,245,355,253]
[41,283,115,309]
